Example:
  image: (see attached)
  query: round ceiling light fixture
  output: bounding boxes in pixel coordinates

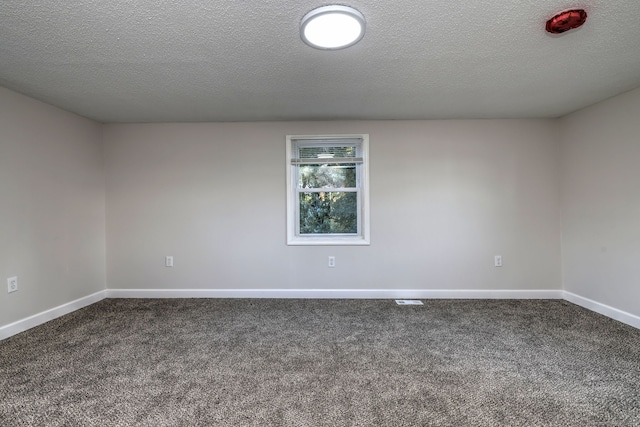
[300,5,365,50]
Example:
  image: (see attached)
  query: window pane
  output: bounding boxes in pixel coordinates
[299,192,358,234]
[298,164,356,188]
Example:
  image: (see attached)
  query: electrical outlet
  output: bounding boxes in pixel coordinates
[7,276,18,293]
[494,255,503,267]
[328,256,336,268]
[165,256,174,267]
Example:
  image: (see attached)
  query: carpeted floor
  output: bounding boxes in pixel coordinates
[0,299,639,426]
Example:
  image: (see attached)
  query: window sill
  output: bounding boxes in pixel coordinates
[287,236,370,246]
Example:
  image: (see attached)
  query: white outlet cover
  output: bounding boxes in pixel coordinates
[7,276,18,293]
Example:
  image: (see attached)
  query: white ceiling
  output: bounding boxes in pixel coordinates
[1,1,639,123]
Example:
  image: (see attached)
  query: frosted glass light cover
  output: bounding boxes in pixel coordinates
[301,6,365,50]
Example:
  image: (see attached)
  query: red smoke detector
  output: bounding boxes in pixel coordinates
[546,9,588,34]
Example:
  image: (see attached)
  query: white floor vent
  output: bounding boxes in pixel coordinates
[395,300,423,305]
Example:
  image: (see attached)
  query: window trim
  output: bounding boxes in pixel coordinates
[286,134,370,246]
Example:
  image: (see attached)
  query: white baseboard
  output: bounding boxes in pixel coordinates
[563,291,640,329]
[4,289,637,341]
[0,290,106,341]
[105,288,564,299]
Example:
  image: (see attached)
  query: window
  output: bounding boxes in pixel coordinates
[286,134,370,245]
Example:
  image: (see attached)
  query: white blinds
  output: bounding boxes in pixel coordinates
[291,138,363,165]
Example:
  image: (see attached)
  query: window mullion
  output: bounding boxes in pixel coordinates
[296,188,358,193]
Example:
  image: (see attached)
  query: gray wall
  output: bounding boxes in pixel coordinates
[3,82,639,329]
[104,120,562,292]
[0,88,105,326]
[560,87,640,318]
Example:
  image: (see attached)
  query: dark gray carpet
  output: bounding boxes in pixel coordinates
[1,299,639,426]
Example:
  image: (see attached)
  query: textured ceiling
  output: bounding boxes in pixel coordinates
[1,1,640,123]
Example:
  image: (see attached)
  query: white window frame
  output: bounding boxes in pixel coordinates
[286,134,370,246]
